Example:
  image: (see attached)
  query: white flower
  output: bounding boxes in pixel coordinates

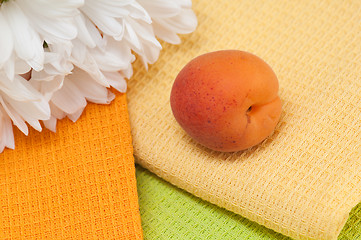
[0,0,197,152]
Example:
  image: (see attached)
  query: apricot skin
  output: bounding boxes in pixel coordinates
[170,50,282,152]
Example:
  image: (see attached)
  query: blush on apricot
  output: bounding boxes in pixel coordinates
[170,50,282,152]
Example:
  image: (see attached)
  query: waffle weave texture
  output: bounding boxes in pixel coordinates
[127,1,361,240]
[136,166,361,240]
[136,165,291,240]
[0,93,143,239]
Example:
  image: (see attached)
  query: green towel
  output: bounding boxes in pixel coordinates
[136,165,361,240]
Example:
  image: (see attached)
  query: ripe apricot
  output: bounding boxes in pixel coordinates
[170,50,282,152]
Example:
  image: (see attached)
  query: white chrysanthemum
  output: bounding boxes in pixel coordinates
[0,0,197,151]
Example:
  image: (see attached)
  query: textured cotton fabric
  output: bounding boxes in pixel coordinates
[136,166,361,240]
[127,1,361,240]
[0,93,143,239]
[136,165,291,240]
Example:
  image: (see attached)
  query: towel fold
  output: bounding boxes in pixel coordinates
[127,1,361,239]
[136,166,361,240]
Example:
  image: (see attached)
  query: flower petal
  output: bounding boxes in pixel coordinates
[49,102,67,120]
[92,37,134,71]
[137,0,180,18]
[103,71,127,93]
[4,94,50,121]
[30,75,64,101]
[74,14,97,48]
[2,54,15,81]
[81,4,124,37]
[0,74,42,101]
[67,68,115,103]
[0,96,29,135]
[50,78,87,114]
[157,9,198,34]
[42,115,57,132]
[127,1,151,23]
[152,22,181,44]
[0,107,15,150]
[67,107,85,122]
[0,12,13,67]
[17,0,83,42]
[2,1,44,71]
[82,0,130,17]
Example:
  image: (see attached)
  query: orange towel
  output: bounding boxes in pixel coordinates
[0,93,143,239]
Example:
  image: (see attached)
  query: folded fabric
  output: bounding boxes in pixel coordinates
[136,165,291,240]
[136,166,361,240]
[0,93,143,239]
[127,0,361,239]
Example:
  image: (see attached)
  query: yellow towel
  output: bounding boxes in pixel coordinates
[0,93,143,239]
[127,0,361,239]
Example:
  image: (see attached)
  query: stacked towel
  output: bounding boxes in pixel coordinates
[128,0,361,239]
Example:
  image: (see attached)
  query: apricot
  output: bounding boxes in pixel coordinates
[170,50,282,152]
